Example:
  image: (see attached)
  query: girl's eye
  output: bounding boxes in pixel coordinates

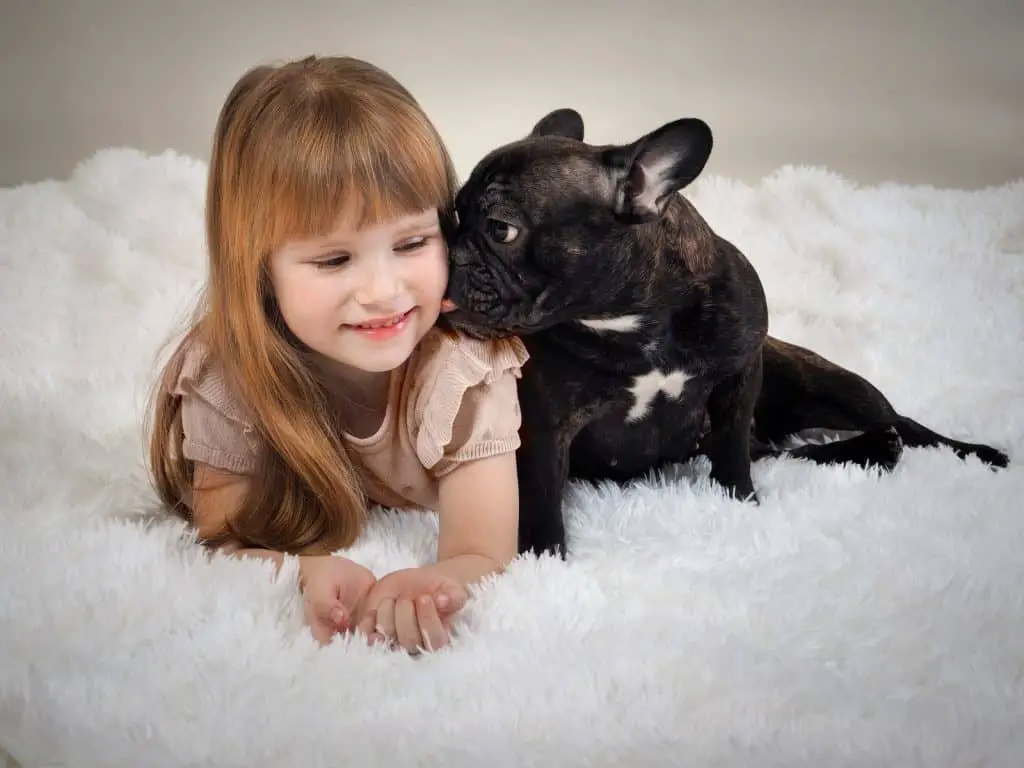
[314,254,350,269]
[395,237,428,253]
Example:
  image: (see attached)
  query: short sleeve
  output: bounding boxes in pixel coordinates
[169,342,262,475]
[413,334,529,477]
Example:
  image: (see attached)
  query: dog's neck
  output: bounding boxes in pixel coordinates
[540,293,706,377]
[656,195,717,277]
[533,197,719,375]
[609,196,718,302]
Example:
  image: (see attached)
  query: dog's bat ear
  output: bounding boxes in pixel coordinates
[606,118,713,221]
[529,109,585,141]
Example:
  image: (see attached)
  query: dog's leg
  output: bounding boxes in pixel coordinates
[755,337,1008,469]
[755,427,904,471]
[702,354,762,501]
[514,364,584,557]
[884,417,1008,467]
[515,427,572,558]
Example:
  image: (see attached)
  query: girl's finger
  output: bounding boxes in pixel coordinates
[394,597,421,653]
[374,598,397,646]
[310,621,327,646]
[304,597,334,643]
[356,607,377,640]
[434,586,466,616]
[307,611,334,646]
[330,604,350,631]
[415,594,448,652]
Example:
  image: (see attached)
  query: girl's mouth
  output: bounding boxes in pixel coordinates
[345,308,416,340]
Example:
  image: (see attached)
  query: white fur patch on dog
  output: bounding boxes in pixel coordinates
[2,150,1022,766]
[580,314,643,332]
[626,368,693,421]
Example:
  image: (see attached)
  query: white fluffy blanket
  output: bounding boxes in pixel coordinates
[1,149,1022,768]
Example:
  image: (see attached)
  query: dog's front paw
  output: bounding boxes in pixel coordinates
[710,466,758,504]
[518,524,567,560]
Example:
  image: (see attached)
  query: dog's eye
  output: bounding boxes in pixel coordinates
[486,218,520,244]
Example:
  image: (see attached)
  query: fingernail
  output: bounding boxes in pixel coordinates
[436,593,449,609]
[419,595,431,606]
[331,607,346,626]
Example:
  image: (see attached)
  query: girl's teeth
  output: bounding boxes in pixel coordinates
[358,311,407,329]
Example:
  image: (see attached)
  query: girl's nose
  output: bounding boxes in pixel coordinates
[356,259,401,306]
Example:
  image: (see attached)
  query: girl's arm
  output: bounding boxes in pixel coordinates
[350,452,519,651]
[192,463,376,643]
[191,465,336,588]
[191,464,272,557]
[431,451,520,586]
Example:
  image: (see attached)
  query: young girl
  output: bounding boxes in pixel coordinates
[146,55,526,653]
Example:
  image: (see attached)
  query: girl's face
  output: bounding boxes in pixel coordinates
[269,205,448,379]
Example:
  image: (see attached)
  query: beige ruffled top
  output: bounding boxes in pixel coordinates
[169,328,529,511]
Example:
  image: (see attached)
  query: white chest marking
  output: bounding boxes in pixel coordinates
[626,368,692,422]
[580,314,643,332]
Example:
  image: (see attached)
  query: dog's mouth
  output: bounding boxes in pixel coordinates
[441,280,566,337]
[444,241,564,337]
[439,298,519,339]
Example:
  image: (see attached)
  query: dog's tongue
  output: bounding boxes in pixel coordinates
[440,299,457,313]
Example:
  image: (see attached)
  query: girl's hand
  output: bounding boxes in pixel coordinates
[354,567,469,654]
[299,555,377,646]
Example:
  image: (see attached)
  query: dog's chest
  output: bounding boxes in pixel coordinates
[624,367,693,422]
[617,334,707,419]
[569,356,713,479]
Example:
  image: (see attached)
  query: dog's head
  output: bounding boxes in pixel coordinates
[443,109,715,338]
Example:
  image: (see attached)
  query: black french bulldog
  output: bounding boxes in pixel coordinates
[443,108,1009,557]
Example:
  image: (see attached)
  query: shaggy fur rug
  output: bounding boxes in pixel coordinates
[1,148,1022,767]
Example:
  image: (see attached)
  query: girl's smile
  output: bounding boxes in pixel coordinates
[344,307,417,341]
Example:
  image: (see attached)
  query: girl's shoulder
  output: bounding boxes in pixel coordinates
[412,327,530,389]
[167,336,255,428]
[405,328,530,475]
[165,335,262,475]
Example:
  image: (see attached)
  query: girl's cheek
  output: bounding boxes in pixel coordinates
[433,242,450,283]
[437,254,449,286]
[400,243,447,291]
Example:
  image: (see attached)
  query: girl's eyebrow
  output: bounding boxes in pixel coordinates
[283,238,349,259]
[309,239,353,253]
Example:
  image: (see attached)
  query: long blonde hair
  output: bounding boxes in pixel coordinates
[147,55,459,555]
